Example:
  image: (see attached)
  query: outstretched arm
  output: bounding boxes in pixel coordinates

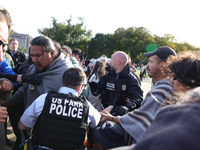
[18,121,31,130]
[100,110,120,125]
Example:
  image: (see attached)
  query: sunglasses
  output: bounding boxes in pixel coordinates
[0,39,8,49]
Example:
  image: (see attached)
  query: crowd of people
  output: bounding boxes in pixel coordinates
[1,4,200,150]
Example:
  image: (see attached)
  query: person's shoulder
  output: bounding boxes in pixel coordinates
[16,50,26,55]
[156,79,171,87]
[88,74,96,82]
[35,93,48,102]
[5,50,11,54]
[1,58,9,64]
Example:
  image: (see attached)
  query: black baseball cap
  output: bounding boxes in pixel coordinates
[143,46,176,61]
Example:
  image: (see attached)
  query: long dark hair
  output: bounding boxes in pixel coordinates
[88,61,106,81]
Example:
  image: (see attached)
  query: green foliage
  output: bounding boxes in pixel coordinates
[37,16,200,63]
[87,33,117,58]
[38,16,92,56]
[112,27,155,62]
[8,30,14,42]
[19,47,28,54]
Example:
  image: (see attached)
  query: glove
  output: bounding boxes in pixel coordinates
[113,106,129,116]
[22,74,42,86]
[126,101,136,111]
[13,62,22,73]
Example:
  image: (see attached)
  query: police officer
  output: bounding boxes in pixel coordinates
[97,51,143,116]
[6,38,28,73]
[18,68,101,150]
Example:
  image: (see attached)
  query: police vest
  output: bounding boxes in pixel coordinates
[34,91,89,150]
[101,73,131,108]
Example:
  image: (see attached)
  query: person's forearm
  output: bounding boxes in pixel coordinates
[104,105,113,113]
[107,115,120,125]
[0,73,17,82]
[17,75,22,82]
[112,117,120,125]
[18,121,31,130]
[8,86,24,106]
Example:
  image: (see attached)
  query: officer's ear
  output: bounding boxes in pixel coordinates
[76,85,82,94]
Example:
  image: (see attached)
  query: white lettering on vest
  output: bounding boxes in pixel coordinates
[62,106,67,116]
[69,100,74,106]
[106,82,115,91]
[49,103,56,113]
[79,103,83,108]
[52,98,57,103]
[71,107,77,117]
[68,106,72,117]
[57,98,62,104]
[77,108,83,119]
[49,98,84,119]
[64,99,69,105]
[74,101,79,107]
[56,105,63,115]
[52,98,63,104]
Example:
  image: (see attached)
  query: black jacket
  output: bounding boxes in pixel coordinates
[97,64,143,110]
[6,50,28,72]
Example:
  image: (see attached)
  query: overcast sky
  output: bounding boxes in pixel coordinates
[1,0,200,48]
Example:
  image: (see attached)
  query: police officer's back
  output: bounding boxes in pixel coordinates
[18,68,101,150]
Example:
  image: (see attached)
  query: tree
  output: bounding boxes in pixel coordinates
[87,33,117,58]
[38,16,92,55]
[112,27,155,62]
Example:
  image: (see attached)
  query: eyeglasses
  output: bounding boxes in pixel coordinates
[30,52,45,60]
[0,39,8,49]
[81,84,87,89]
[72,83,87,89]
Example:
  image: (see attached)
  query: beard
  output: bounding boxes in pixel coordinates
[110,65,116,72]
[35,64,49,73]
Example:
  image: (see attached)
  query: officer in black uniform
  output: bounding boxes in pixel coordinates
[18,68,101,150]
[6,38,28,73]
[97,51,143,116]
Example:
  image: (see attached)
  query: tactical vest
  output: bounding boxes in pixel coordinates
[101,73,130,108]
[34,91,89,150]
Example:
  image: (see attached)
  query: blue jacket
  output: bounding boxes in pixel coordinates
[0,58,17,87]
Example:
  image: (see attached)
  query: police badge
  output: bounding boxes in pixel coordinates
[122,84,126,91]
[29,84,35,90]
[16,58,18,62]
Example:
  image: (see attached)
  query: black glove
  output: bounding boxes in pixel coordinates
[112,106,129,116]
[22,74,42,86]
[126,101,136,111]
[13,62,22,73]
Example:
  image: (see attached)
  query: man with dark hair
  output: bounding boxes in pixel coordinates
[6,38,28,73]
[1,36,73,109]
[93,47,176,149]
[18,68,100,150]
[0,36,73,150]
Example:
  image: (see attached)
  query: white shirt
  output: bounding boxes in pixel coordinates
[20,87,101,129]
